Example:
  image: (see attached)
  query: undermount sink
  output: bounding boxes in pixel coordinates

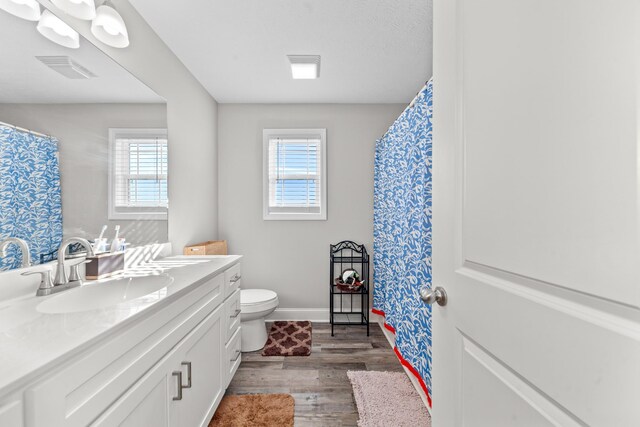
[36,274,174,314]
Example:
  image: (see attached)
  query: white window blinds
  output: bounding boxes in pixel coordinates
[263,129,327,220]
[109,128,168,220]
[114,137,168,207]
[268,137,321,211]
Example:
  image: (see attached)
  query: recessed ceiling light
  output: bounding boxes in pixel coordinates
[287,55,320,79]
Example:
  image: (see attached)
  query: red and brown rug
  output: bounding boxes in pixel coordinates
[261,321,312,356]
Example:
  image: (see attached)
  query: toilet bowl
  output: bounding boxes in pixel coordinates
[240,289,279,352]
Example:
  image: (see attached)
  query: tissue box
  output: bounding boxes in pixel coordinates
[85,252,125,280]
[183,240,228,256]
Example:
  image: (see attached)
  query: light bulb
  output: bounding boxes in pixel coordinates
[0,0,41,21]
[103,23,120,36]
[91,3,129,48]
[51,0,96,20]
[37,9,80,48]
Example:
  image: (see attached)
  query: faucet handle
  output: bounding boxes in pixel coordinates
[69,259,92,284]
[22,268,55,296]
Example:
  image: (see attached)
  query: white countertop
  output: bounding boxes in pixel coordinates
[0,255,241,398]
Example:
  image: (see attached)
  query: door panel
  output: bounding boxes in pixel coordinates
[460,0,639,307]
[454,265,640,425]
[461,336,576,427]
[433,0,640,425]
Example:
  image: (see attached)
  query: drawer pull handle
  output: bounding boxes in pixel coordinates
[230,274,242,283]
[172,371,183,401]
[230,308,241,319]
[231,350,241,362]
[181,361,192,388]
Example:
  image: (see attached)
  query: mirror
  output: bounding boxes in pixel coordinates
[0,8,168,271]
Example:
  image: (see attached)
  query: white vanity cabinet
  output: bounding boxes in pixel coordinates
[3,259,244,427]
[96,304,224,427]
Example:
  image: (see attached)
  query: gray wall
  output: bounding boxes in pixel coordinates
[39,0,220,253]
[0,103,168,244]
[218,104,404,312]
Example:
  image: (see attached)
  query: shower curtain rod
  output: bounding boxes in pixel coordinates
[408,81,429,109]
[0,120,50,139]
[378,79,430,142]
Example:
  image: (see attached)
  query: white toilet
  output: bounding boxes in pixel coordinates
[240,289,279,352]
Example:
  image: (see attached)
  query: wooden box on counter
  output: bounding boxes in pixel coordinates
[86,252,125,280]
[183,240,228,256]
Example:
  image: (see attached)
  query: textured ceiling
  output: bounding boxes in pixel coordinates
[0,9,163,103]
[128,0,432,103]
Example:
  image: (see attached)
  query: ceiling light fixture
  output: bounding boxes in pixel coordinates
[51,0,96,20]
[288,55,321,79]
[37,9,80,48]
[91,2,129,48]
[0,0,41,21]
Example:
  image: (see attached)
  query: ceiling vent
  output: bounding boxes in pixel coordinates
[36,56,97,79]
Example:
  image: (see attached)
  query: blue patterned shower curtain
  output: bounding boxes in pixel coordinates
[0,124,63,270]
[373,79,433,406]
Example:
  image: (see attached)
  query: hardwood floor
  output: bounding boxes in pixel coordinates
[226,323,403,426]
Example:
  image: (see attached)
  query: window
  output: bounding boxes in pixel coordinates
[109,128,168,220]
[263,129,327,220]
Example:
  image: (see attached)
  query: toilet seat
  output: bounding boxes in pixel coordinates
[241,289,278,314]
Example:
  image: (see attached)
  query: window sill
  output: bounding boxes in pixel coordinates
[263,212,327,221]
[108,211,168,221]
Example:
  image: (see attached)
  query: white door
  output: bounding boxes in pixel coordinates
[431,0,640,425]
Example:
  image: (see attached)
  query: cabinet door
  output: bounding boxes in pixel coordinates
[224,327,242,389]
[171,305,224,427]
[0,400,22,427]
[92,351,178,427]
[223,263,242,298]
[224,289,241,343]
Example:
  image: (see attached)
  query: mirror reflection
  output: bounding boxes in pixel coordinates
[0,8,168,271]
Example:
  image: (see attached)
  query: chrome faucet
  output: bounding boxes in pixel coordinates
[54,238,95,286]
[0,237,31,268]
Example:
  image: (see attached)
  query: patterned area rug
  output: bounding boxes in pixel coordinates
[347,371,431,427]
[209,394,294,427]
[261,321,312,356]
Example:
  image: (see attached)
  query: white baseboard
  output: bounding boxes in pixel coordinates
[371,312,431,414]
[266,308,330,322]
[266,308,383,323]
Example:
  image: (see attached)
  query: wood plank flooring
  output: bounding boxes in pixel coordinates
[225,323,403,426]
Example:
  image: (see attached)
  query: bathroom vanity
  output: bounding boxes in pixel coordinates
[0,255,242,427]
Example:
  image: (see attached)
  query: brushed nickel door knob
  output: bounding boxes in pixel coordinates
[420,286,448,306]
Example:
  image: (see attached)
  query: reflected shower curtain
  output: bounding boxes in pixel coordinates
[373,78,433,406]
[0,124,62,270]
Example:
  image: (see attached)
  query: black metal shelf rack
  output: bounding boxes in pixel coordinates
[330,240,370,336]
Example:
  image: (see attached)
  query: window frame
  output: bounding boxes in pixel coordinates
[262,128,327,221]
[108,128,168,221]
